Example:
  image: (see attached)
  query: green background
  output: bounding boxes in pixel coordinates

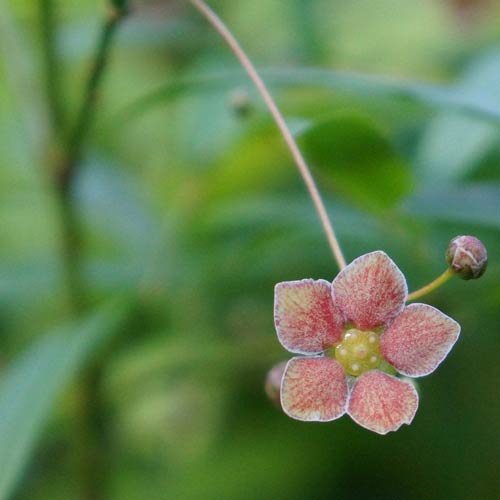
[0,1,499,499]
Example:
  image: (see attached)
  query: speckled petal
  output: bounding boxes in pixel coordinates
[281,357,348,422]
[348,370,418,435]
[380,303,460,377]
[332,251,407,330]
[274,279,344,354]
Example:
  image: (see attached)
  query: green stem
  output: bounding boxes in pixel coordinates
[407,268,454,301]
[58,5,126,196]
[41,3,127,499]
[53,5,128,312]
[74,360,110,500]
[55,189,85,314]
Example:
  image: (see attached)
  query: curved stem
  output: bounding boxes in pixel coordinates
[407,268,454,302]
[188,0,346,270]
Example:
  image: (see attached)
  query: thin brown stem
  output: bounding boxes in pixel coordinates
[189,0,346,270]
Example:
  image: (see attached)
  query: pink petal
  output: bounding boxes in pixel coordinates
[274,279,344,354]
[332,251,407,330]
[380,303,460,377]
[281,357,348,422]
[348,370,418,434]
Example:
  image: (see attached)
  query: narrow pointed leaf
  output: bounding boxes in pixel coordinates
[0,299,129,499]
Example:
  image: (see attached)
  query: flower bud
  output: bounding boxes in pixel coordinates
[265,361,287,407]
[446,235,487,280]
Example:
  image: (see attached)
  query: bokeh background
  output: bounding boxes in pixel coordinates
[1,0,500,499]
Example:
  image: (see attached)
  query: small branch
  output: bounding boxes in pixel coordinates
[188,0,347,270]
[54,3,128,312]
[407,268,454,301]
[61,4,127,190]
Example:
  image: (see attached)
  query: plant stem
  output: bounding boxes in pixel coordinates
[53,6,127,313]
[188,0,347,270]
[62,5,127,189]
[39,3,127,499]
[73,360,109,500]
[407,268,454,301]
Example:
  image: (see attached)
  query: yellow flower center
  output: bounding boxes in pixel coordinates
[333,328,381,376]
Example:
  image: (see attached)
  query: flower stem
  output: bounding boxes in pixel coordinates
[407,268,454,301]
[188,0,347,270]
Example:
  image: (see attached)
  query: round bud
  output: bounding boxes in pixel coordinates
[446,235,487,280]
[264,361,287,407]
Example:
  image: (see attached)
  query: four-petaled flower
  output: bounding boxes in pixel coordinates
[274,251,460,434]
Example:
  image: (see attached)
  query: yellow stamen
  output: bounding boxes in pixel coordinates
[334,328,381,376]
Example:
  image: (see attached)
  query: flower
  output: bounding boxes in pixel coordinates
[274,251,460,434]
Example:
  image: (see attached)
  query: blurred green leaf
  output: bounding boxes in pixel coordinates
[0,299,129,499]
[299,115,413,210]
[0,0,46,165]
[118,67,500,127]
[202,122,293,202]
[416,49,500,182]
[200,194,384,244]
[74,156,162,293]
[289,0,326,62]
[403,183,500,229]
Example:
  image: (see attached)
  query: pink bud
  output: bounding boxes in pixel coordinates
[446,235,487,280]
[265,361,287,407]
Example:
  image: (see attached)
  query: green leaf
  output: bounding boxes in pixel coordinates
[0,0,46,166]
[116,67,500,127]
[289,0,327,62]
[299,114,413,210]
[202,122,294,202]
[0,299,129,499]
[402,183,500,229]
[415,49,500,182]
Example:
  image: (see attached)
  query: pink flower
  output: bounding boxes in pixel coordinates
[274,251,460,434]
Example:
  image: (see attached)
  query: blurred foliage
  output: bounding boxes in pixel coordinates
[0,299,129,499]
[0,0,500,499]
